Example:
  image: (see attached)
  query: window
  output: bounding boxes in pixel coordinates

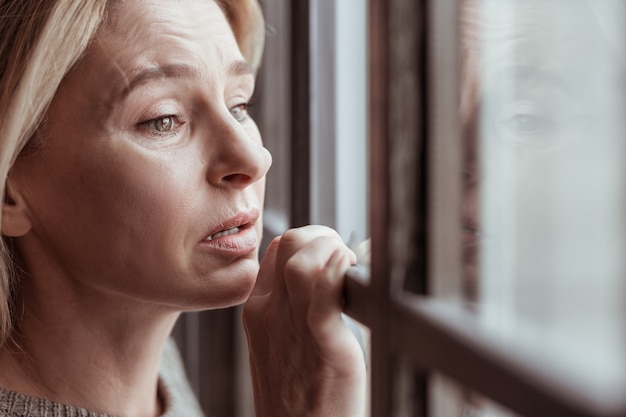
[345,0,626,416]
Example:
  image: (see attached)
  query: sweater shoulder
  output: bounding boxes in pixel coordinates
[0,339,205,417]
[0,386,108,417]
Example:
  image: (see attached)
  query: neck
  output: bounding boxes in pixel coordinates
[0,285,180,417]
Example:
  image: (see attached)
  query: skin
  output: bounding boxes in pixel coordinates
[0,1,365,416]
[245,228,366,417]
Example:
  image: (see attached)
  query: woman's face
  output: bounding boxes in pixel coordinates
[10,0,271,310]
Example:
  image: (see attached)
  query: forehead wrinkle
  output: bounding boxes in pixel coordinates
[82,0,250,107]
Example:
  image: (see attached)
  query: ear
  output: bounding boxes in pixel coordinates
[2,180,32,237]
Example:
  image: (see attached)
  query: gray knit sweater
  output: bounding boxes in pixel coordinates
[0,340,205,417]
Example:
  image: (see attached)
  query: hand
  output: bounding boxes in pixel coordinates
[243,225,367,417]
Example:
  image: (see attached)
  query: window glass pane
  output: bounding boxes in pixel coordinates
[256,0,292,237]
[309,0,369,245]
[462,0,626,391]
[334,0,369,245]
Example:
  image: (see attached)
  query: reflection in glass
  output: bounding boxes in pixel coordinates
[461,0,626,406]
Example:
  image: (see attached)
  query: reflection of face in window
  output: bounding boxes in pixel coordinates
[459,0,626,412]
[460,0,481,302]
[460,0,626,307]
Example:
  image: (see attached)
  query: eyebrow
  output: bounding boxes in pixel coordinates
[121,60,254,97]
[229,60,255,77]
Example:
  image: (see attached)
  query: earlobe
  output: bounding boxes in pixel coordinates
[1,181,32,237]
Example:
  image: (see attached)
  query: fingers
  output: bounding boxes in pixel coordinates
[244,236,279,349]
[245,225,355,330]
[280,236,348,328]
[277,227,353,318]
[308,249,352,338]
[307,250,364,370]
[276,226,356,274]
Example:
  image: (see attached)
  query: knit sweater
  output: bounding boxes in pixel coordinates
[0,340,205,417]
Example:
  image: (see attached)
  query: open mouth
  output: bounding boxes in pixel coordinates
[205,226,244,241]
[200,209,259,246]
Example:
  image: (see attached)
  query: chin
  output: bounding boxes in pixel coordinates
[178,259,260,311]
[224,268,258,307]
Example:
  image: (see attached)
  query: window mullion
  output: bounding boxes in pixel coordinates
[367,0,394,414]
[290,0,312,227]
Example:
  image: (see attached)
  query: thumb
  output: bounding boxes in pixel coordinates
[249,236,281,298]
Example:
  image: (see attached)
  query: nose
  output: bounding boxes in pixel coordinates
[205,114,272,188]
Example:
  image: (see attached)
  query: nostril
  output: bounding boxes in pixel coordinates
[222,173,253,186]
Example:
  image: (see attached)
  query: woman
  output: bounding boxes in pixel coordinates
[0,1,366,416]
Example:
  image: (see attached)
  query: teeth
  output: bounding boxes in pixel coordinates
[206,226,241,241]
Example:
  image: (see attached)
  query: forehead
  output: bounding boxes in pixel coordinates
[479,1,611,59]
[76,0,244,93]
[102,0,232,45]
[468,0,625,97]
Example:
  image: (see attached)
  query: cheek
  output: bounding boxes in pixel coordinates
[77,149,200,242]
[23,137,199,264]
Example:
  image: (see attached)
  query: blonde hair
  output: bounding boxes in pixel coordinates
[0,0,265,347]
[218,0,266,72]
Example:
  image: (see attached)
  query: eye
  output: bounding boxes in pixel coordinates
[496,101,559,147]
[504,114,554,137]
[229,103,249,122]
[138,113,185,138]
[149,116,177,132]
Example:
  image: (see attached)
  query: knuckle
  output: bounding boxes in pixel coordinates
[283,255,314,286]
[284,251,326,278]
[283,255,305,278]
[279,228,305,248]
[279,225,342,249]
[283,253,330,297]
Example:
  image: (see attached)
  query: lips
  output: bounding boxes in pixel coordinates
[202,209,259,242]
